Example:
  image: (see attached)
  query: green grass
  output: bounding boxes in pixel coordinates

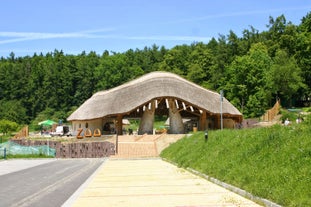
[0,135,12,143]
[153,116,168,129]
[5,154,54,159]
[125,116,168,131]
[303,107,311,112]
[1,152,54,159]
[161,117,311,207]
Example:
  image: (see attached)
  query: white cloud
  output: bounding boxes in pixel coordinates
[127,35,211,42]
[0,30,211,45]
[1,5,308,45]
[164,6,311,25]
[0,31,99,44]
[0,27,119,44]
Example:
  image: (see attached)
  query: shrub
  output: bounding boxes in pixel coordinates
[0,119,19,135]
[280,109,298,123]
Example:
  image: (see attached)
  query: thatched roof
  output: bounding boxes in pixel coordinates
[67,71,242,121]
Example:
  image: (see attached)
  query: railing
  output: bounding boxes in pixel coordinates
[261,99,281,122]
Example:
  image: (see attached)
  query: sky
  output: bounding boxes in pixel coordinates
[1,0,310,58]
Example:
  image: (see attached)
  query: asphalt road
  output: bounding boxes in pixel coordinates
[0,159,105,207]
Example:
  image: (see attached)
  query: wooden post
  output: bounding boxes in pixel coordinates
[215,115,220,129]
[199,111,207,131]
[116,115,123,135]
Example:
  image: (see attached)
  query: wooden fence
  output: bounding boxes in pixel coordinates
[261,99,281,122]
[13,126,29,139]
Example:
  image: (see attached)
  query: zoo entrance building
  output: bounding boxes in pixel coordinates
[67,71,242,136]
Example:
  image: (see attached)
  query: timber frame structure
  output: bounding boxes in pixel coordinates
[67,71,243,135]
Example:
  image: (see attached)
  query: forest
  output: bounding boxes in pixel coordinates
[0,13,310,126]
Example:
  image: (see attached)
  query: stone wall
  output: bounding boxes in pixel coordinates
[11,139,115,158]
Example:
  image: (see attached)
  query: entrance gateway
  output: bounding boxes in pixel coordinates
[67,72,242,136]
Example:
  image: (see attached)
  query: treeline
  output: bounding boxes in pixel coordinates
[0,13,310,125]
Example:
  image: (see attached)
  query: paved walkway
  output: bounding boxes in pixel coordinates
[0,159,56,176]
[70,158,262,207]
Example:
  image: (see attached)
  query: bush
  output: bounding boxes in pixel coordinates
[280,109,298,123]
[0,119,19,135]
[303,107,311,112]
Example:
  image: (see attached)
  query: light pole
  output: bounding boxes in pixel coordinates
[220,90,223,130]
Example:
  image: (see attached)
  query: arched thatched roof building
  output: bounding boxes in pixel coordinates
[67,71,242,135]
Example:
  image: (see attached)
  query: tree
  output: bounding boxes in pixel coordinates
[95,53,143,91]
[225,43,272,117]
[268,49,305,106]
[127,45,167,73]
[0,119,19,135]
[74,51,100,106]
[159,45,192,76]
[0,100,28,124]
[267,15,287,40]
[207,35,236,90]
[0,12,310,123]
[241,26,263,55]
[186,43,215,87]
[296,12,311,105]
[227,30,243,57]
[26,54,48,118]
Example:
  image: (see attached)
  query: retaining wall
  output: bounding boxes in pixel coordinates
[11,139,116,158]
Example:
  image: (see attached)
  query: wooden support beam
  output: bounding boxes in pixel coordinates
[190,106,194,112]
[166,99,169,108]
[116,115,123,135]
[215,115,220,129]
[182,102,186,110]
[175,99,179,109]
[199,110,207,131]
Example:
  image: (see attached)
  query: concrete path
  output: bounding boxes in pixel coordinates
[0,159,56,176]
[70,158,262,207]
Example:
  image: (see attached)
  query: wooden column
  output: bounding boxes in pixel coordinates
[199,111,207,131]
[116,115,123,135]
[215,115,220,129]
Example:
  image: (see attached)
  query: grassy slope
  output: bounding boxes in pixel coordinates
[161,122,311,207]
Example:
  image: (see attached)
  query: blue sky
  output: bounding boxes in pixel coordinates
[1,0,310,57]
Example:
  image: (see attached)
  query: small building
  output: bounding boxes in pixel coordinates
[67,71,242,135]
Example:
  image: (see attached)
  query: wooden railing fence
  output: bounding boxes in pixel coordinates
[261,99,281,122]
[13,125,29,139]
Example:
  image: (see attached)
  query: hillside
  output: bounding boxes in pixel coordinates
[160,117,311,206]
